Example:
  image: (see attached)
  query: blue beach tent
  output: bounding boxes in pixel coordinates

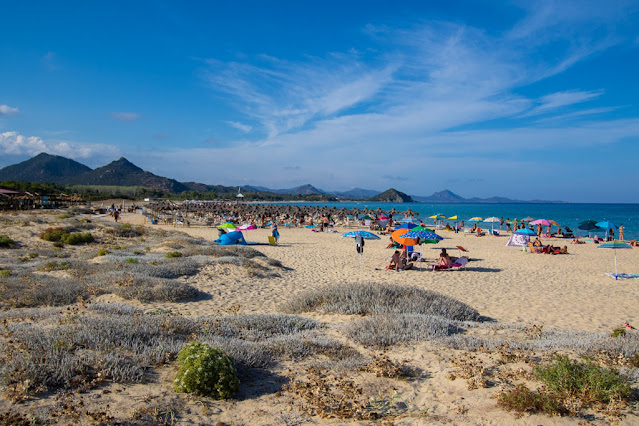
[214,231,247,245]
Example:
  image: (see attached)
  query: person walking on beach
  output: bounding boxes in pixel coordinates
[506,218,511,232]
[500,217,504,231]
[114,209,119,223]
[619,224,624,241]
[272,221,280,243]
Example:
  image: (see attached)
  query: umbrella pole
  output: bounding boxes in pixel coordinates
[360,251,363,271]
[615,250,618,280]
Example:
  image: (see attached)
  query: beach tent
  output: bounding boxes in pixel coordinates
[505,230,531,247]
[214,231,247,245]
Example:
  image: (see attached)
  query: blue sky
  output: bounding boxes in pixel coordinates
[1,1,639,202]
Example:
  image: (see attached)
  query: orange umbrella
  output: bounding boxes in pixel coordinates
[392,228,419,246]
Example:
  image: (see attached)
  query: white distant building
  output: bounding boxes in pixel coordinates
[236,187,244,201]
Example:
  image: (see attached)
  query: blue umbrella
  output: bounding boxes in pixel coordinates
[342,230,380,270]
[596,221,619,240]
[341,230,381,239]
[395,222,418,230]
[401,230,443,241]
[514,228,537,236]
[598,241,632,280]
[398,230,443,271]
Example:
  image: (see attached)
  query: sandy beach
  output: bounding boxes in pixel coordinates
[118,212,638,333]
[1,208,638,425]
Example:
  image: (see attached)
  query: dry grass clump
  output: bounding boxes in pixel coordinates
[347,314,464,348]
[283,283,480,321]
[0,305,347,399]
[284,367,411,421]
[0,271,87,308]
[103,223,146,238]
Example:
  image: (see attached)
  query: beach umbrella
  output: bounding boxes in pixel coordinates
[578,220,600,237]
[341,230,380,270]
[401,230,443,242]
[578,220,598,231]
[399,230,443,271]
[596,221,619,240]
[468,217,483,222]
[598,241,632,280]
[514,228,537,236]
[522,216,535,222]
[448,215,458,220]
[429,214,447,219]
[378,215,389,220]
[392,228,419,246]
[341,230,381,239]
[412,226,434,232]
[531,219,552,226]
[395,222,418,230]
[218,222,237,229]
[484,217,500,235]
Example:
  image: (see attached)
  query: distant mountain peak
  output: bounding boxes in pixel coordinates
[368,188,413,203]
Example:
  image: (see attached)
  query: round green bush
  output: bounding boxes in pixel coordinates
[174,342,239,399]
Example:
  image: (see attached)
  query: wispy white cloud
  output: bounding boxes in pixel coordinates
[0,105,19,116]
[520,90,604,117]
[226,121,252,133]
[204,55,396,137]
[111,112,141,122]
[0,131,120,160]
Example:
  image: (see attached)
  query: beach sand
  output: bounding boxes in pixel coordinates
[118,212,638,333]
[1,209,638,424]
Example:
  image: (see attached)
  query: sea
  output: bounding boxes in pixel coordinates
[268,202,639,240]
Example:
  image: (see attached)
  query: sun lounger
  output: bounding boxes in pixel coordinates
[432,256,469,271]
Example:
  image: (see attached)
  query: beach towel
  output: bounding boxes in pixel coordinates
[606,273,639,279]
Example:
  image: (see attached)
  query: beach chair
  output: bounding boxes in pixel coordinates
[456,245,470,259]
[432,256,469,271]
[268,236,278,245]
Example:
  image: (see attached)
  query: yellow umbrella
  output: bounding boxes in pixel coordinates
[469,217,483,221]
[448,215,458,220]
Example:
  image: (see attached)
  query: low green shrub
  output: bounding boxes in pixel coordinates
[534,355,631,406]
[97,248,110,256]
[0,234,16,248]
[40,261,71,272]
[39,227,69,242]
[611,328,626,338]
[166,251,183,258]
[64,232,94,245]
[125,258,139,264]
[0,270,11,278]
[174,342,239,399]
[498,384,566,415]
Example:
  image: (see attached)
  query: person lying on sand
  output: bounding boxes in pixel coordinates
[533,237,543,247]
[571,238,585,244]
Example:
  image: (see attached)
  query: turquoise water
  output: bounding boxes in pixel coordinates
[271,202,639,240]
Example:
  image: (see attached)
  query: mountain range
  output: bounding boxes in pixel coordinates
[0,153,565,203]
